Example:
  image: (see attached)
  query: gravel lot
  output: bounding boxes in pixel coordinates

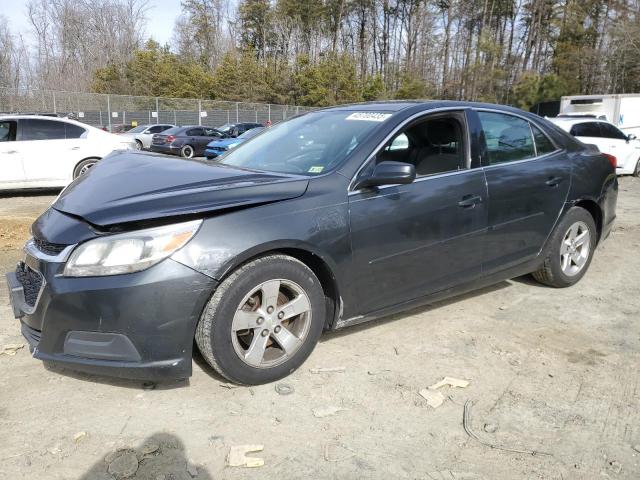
[0,178,639,479]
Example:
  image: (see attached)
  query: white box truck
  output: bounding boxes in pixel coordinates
[559,94,640,136]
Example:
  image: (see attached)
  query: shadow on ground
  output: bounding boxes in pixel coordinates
[79,432,213,480]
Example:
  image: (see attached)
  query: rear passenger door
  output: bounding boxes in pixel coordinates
[475,110,571,273]
[18,118,69,184]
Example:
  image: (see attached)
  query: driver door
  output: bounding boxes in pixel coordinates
[348,111,488,315]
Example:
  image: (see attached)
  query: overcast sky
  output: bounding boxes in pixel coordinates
[4,0,183,47]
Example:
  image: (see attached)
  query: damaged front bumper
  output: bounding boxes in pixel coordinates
[6,240,217,381]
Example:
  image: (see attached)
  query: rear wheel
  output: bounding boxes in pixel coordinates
[633,158,640,177]
[180,145,194,158]
[73,158,99,179]
[532,206,597,287]
[195,255,325,385]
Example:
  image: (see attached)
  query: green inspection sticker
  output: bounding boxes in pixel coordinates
[308,166,324,173]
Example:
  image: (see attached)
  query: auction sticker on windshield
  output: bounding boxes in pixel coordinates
[345,112,392,122]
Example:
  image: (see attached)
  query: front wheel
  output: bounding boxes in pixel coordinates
[633,158,640,177]
[134,139,143,150]
[195,255,325,385]
[180,144,194,158]
[532,206,597,288]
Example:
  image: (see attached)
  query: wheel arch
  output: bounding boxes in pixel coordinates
[216,242,342,331]
[571,198,603,243]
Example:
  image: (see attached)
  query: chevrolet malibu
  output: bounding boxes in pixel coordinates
[6,101,618,385]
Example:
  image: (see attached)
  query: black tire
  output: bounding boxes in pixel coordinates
[633,158,640,177]
[180,144,194,158]
[532,206,597,288]
[134,139,143,150]
[73,158,99,179]
[195,254,325,385]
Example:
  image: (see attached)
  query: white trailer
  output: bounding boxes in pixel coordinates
[559,94,640,137]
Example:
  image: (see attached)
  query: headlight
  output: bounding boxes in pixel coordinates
[64,220,202,277]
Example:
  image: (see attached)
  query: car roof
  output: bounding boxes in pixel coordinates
[0,114,98,129]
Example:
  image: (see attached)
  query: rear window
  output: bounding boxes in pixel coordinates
[477,111,535,164]
[532,125,556,155]
[160,127,183,136]
[0,120,17,142]
[65,123,87,139]
[570,122,601,137]
[21,119,66,140]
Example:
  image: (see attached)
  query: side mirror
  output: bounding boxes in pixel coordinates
[627,134,637,142]
[353,161,416,190]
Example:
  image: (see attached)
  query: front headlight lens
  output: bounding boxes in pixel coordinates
[64,220,202,277]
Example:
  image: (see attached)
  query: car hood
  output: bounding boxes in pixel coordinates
[206,138,242,149]
[53,151,309,227]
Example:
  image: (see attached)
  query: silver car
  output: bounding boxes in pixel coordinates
[122,124,175,150]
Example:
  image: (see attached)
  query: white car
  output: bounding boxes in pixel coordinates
[548,116,640,176]
[120,123,175,150]
[0,115,136,190]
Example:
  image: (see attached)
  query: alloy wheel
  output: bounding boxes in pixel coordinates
[560,221,591,277]
[78,162,96,176]
[231,279,312,368]
[182,145,194,158]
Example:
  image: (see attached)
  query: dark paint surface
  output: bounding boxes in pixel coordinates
[11,100,618,380]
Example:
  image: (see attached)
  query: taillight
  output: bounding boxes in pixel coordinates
[602,153,617,170]
[166,135,175,144]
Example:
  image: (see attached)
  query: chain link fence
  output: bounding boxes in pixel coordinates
[0,88,314,130]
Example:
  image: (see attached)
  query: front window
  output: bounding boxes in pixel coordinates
[219,111,388,175]
[375,113,466,176]
[0,120,17,142]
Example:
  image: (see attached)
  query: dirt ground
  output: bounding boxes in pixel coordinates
[0,178,639,480]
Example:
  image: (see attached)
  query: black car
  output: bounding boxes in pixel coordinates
[150,125,226,158]
[7,101,617,385]
[217,122,264,138]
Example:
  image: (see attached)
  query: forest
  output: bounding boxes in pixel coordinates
[1,0,639,109]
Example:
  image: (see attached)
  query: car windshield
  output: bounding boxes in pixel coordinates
[127,125,148,133]
[219,111,389,175]
[217,124,233,133]
[238,127,264,139]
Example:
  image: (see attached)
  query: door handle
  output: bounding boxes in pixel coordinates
[3,150,17,154]
[70,146,80,150]
[458,194,482,209]
[545,176,564,187]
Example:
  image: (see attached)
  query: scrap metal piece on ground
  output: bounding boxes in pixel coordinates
[312,406,345,418]
[430,376,470,390]
[462,400,552,457]
[309,367,346,374]
[419,389,445,408]
[1,344,24,356]
[227,445,265,468]
[274,383,294,395]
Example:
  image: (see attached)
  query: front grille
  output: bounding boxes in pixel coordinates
[15,263,43,307]
[34,237,68,256]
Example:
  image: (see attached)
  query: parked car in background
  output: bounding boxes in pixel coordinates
[150,125,226,158]
[204,127,264,159]
[549,117,640,176]
[216,122,264,138]
[121,124,175,150]
[7,101,617,385]
[0,115,136,190]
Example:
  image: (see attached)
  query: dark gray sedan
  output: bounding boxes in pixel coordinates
[7,101,618,385]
